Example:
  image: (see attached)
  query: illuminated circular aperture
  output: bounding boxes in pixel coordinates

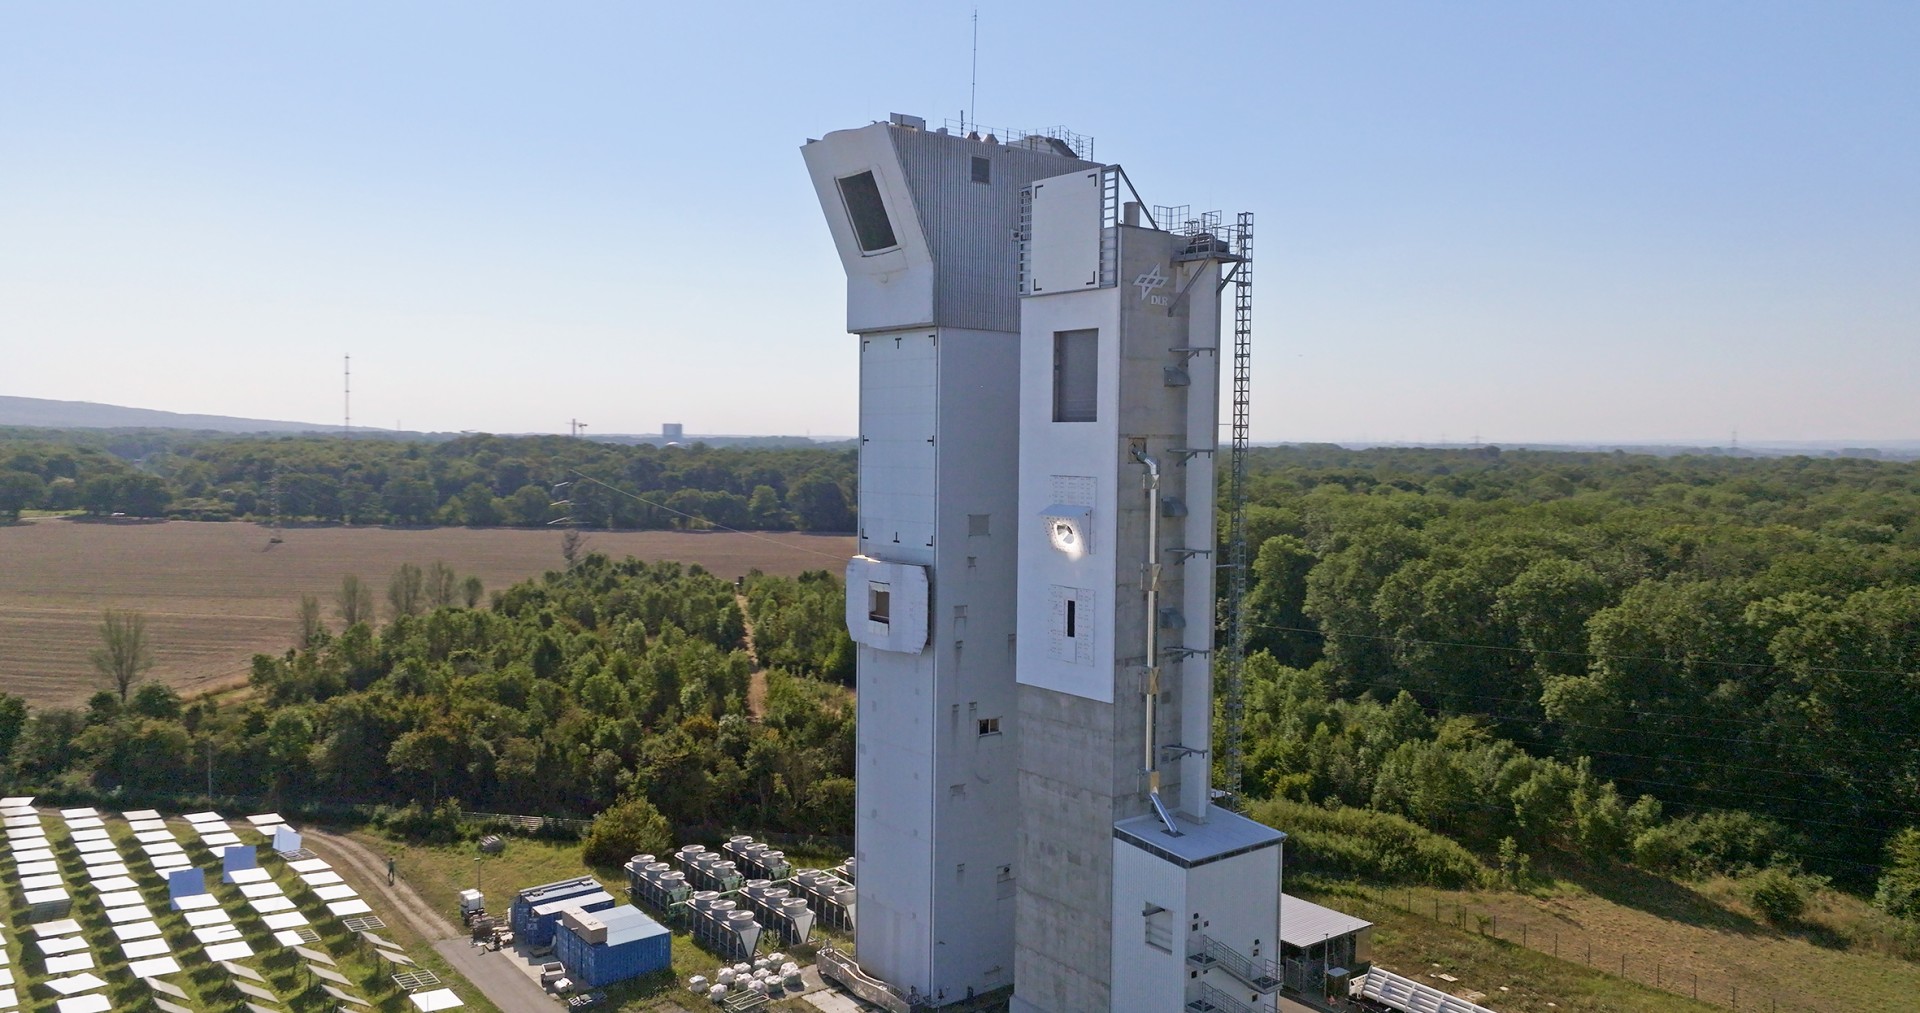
[1049,519,1081,555]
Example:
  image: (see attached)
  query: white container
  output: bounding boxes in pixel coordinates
[708,984,727,1003]
[688,975,708,992]
[716,968,735,985]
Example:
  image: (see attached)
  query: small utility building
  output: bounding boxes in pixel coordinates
[509,877,610,947]
[555,904,671,987]
[1280,893,1372,1000]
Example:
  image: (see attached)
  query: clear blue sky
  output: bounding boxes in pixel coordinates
[3,2,1915,443]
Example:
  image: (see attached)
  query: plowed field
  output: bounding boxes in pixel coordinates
[0,519,851,708]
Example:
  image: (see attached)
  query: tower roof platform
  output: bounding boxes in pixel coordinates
[1113,805,1283,869]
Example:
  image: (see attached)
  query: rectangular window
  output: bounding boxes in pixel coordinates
[1065,599,1077,639]
[971,156,991,184]
[977,717,1001,736]
[868,582,891,626]
[968,513,990,536]
[1052,329,1098,422]
[837,171,898,253]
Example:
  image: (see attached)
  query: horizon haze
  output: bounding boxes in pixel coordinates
[3,3,1916,444]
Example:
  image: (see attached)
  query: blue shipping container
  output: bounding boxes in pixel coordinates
[508,877,602,940]
[555,904,672,987]
[527,890,615,947]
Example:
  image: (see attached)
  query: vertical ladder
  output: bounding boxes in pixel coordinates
[1221,212,1253,807]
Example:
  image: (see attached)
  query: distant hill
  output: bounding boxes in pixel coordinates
[0,395,329,434]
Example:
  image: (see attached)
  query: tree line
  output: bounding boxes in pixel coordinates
[0,429,856,531]
[0,555,857,840]
[1230,444,1920,912]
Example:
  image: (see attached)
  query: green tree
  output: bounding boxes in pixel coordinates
[425,561,458,608]
[1875,828,1920,919]
[787,472,853,532]
[382,476,437,525]
[297,595,326,648]
[0,470,44,521]
[581,794,672,867]
[90,609,155,703]
[388,562,426,619]
[461,576,485,608]
[337,574,375,626]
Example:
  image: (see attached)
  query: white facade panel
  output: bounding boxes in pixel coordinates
[860,331,938,559]
[1016,289,1120,703]
[1026,169,1103,294]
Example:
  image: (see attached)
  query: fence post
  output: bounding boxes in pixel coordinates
[1693,972,1697,999]
[1619,953,1625,975]
[1585,941,1591,964]
[1521,924,1526,948]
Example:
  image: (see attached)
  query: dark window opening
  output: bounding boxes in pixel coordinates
[971,156,991,184]
[868,583,891,626]
[837,171,898,253]
[1065,599,1077,638]
[1052,329,1098,422]
[977,717,1001,736]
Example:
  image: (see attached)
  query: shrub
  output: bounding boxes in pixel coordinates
[582,794,671,867]
[1634,809,1793,878]
[1742,867,1809,925]
[1249,797,1485,888]
[376,798,465,844]
[1874,828,1920,920]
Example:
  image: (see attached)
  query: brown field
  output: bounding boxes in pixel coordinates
[0,518,852,708]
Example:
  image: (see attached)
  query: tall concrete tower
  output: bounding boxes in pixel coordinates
[801,114,1097,1006]
[1010,176,1283,1013]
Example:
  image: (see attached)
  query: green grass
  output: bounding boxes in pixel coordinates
[1300,881,1728,1013]
[371,830,848,1011]
[1306,863,1920,1013]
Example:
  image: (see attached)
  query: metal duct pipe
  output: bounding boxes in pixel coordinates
[1133,447,1179,837]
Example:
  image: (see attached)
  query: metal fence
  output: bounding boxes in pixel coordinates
[1356,886,1828,1013]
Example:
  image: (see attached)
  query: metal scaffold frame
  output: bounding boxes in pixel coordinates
[1220,211,1254,807]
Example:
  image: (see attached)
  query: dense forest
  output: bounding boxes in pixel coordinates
[0,556,856,839]
[0,428,857,531]
[6,434,1920,917]
[1233,445,1920,901]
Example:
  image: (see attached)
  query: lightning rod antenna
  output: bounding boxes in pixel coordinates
[969,8,978,132]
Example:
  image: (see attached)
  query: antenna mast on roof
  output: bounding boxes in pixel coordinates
[343,355,352,438]
[969,8,978,133]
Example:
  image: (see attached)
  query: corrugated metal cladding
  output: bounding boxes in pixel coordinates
[554,906,672,987]
[889,126,1097,333]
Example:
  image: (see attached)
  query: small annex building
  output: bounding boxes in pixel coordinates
[1279,892,1373,1006]
[509,877,610,947]
[554,903,671,987]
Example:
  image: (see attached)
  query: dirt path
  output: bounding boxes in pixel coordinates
[302,825,459,940]
[739,591,768,718]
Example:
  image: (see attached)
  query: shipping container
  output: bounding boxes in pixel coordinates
[508,877,602,940]
[525,890,615,947]
[555,904,672,987]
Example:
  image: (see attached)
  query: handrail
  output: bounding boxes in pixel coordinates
[1187,934,1282,993]
[1186,981,1258,1013]
[817,946,911,1013]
